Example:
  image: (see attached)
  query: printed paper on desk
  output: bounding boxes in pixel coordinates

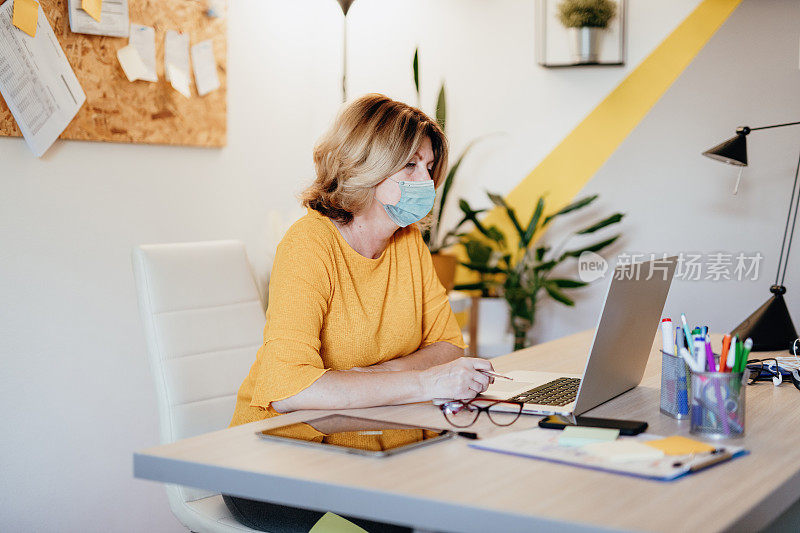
[12,0,39,37]
[191,39,220,96]
[117,44,147,82]
[129,23,156,81]
[68,0,128,37]
[0,0,86,156]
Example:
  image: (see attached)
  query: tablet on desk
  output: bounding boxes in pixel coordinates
[256,414,455,457]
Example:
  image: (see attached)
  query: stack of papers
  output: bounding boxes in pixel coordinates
[470,428,747,481]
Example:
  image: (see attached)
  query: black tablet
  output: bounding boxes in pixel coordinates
[256,414,454,457]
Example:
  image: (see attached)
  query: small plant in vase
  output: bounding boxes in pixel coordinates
[557,0,617,63]
[456,192,623,351]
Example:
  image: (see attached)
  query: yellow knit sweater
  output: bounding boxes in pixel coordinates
[229,209,466,427]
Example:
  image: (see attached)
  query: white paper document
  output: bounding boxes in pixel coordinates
[68,0,129,37]
[164,30,191,96]
[166,63,190,98]
[117,44,147,82]
[129,23,156,81]
[0,1,86,156]
[191,40,219,96]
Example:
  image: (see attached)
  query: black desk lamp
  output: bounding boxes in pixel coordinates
[702,121,800,351]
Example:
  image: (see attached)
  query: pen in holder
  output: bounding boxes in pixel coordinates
[660,350,691,419]
[690,370,748,439]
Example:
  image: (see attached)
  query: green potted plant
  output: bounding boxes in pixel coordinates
[456,192,623,351]
[557,0,617,63]
[412,47,481,292]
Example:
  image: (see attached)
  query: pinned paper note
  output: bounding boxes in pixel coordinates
[165,30,191,96]
[68,0,128,37]
[558,426,619,447]
[12,0,39,37]
[583,440,665,463]
[129,23,157,81]
[191,39,220,96]
[81,0,102,22]
[166,63,191,97]
[644,436,715,456]
[116,44,147,82]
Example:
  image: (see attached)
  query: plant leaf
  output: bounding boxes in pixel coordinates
[549,278,588,288]
[542,194,598,226]
[453,282,488,291]
[436,82,446,132]
[412,48,420,100]
[485,225,505,244]
[521,197,545,249]
[463,238,493,265]
[438,139,481,231]
[576,213,624,234]
[458,199,491,238]
[560,235,620,260]
[460,262,505,274]
[487,191,525,239]
[534,260,558,272]
[535,246,548,262]
[545,282,575,306]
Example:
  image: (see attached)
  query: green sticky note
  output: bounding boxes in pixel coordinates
[558,425,619,447]
[309,512,367,533]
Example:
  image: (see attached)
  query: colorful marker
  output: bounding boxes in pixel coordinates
[719,334,732,372]
[704,337,716,373]
[740,338,753,373]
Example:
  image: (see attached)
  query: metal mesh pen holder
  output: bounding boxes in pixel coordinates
[660,350,692,419]
[690,370,748,439]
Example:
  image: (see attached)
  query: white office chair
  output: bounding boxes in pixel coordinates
[132,240,267,533]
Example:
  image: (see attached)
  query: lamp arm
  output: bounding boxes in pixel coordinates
[777,146,800,286]
[749,120,800,132]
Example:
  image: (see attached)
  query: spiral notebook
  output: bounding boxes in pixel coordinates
[470,428,748,482]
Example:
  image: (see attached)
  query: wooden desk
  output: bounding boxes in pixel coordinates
[134,330,800,532]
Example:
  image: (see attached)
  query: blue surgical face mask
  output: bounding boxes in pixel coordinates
[380,179,436,227]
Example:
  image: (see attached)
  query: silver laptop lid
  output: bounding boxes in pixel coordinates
[572,256,677,416]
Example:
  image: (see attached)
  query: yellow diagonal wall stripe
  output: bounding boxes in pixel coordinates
[479,0,742,243]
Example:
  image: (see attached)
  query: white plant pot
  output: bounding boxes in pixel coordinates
[569,27,603,63]
[475,297,514,358]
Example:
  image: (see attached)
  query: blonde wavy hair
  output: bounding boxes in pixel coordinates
[301,93,448,225]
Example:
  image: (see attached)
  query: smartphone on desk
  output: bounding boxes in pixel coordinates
[539,414,648,436]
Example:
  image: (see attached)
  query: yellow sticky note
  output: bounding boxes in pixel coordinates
[81,0,102,22]
[309,512,366,533]
[12,0,39,38]
[644,436,715,456]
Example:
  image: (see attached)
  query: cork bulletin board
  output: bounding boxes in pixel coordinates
[0,0,227,147]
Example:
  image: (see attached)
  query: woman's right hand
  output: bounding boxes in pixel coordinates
[419,357,495,400]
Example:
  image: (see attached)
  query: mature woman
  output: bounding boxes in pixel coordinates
[224,94,494,531]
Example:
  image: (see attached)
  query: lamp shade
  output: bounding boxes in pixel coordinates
[337,0,356,15]
[702,132,748,166]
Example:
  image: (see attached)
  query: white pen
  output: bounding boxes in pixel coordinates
[694,337,707,372]
[679,346,702,373]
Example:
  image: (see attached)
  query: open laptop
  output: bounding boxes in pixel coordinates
[481,256,677,416]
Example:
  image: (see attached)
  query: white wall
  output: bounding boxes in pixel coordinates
[530,0,800,345]
[7,0,772,530]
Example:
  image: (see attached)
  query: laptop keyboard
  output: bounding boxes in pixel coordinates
[507,377,581,406]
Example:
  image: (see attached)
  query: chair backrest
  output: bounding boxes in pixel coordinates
[132,240,266,503]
